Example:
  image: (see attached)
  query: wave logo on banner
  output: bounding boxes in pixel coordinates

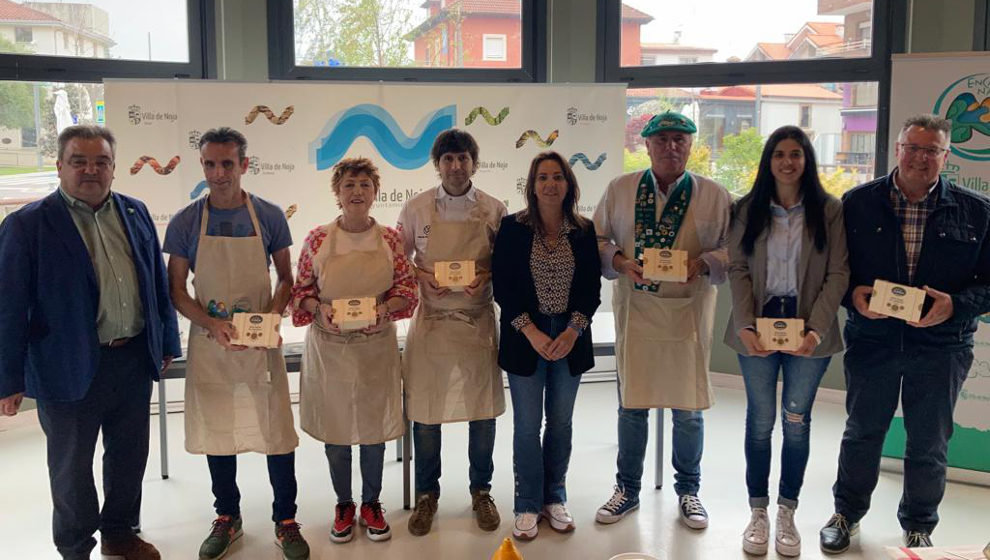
[515,129,559,149]
[569,152,607,170]
[934,73,990,162]
[464,106,509,126]
[310,104,456,170]
[130,155,180,175]
[245,105,295,125]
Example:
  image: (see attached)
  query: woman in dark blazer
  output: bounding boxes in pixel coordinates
[724,126,849,557]
[492,151,601,541]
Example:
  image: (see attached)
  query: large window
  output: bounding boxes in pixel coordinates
[0,0,210,208]
[624,81,878,197]
[0,0,208,81]
[619,0,874,67]
[602,0,900,179]
[270,0,546,81]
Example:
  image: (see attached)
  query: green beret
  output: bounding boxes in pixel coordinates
[640,111,698,137]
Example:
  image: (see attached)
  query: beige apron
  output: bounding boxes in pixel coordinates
[402,203,505,424]
[299,222,404,445]
[184,193,298,455]
[613,202,717,411]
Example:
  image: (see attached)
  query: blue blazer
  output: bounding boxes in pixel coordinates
[0,190,182,402]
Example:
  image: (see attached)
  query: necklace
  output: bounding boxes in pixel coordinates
[338,216,374,233]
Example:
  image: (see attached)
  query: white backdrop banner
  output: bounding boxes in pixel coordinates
[105,80,626,249]
[885,52,990,475]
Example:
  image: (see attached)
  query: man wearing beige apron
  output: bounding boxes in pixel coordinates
[164,128,308,560]
[592,112,731,530]
[397,129,507,535]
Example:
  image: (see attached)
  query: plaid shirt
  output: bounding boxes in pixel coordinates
[890,177,938,282]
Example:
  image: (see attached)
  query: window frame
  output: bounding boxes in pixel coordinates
[976,0,989,50]
[267,0,547,82]
[0,0,213,82]
[597,0,906,176]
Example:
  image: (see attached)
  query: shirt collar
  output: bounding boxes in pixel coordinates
[770,197,804,216]
[649,169,687,197]
[435,182,477,202]
[891,168,938,203]
[59,186,112,213]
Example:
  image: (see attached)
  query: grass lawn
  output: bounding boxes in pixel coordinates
[0,166,55,176]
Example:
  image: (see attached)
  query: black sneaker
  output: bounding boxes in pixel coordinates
[904,531,932,548]
[819,513,859,554]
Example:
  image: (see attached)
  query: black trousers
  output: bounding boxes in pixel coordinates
[36,335,153,559]
[832,341,971,533]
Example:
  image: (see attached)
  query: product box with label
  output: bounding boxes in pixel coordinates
[642,247,688,283]
[435,260,476,291]
[868,280,926,322]
[231,312,280,348]
[331,297,377,331]
[756,318,805,352]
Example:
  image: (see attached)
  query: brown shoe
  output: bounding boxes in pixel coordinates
[407,493,438,536]
[471,489,500,531]
[100,533,161,560]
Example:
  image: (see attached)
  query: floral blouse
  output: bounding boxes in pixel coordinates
[510,219,590,332]
[290,222,418,326]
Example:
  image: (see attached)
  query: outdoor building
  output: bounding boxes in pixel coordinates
[405,1,654,68]
[639,36,717,66]
[0,0,113,58]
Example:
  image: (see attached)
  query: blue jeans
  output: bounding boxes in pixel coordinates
[413,419,496,496]
[738,353,829,508]
[207,452,298,522]
[737,294,830,508]
[615,392,704,498]
[507,313,582,514]
[834,343,971,533]
[324,443,386,504]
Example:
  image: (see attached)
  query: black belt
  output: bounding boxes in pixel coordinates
[101,337,132,348]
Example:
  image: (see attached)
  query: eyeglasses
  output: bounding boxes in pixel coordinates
[899,143,948,158]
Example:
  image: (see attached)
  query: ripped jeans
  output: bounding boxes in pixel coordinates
[737,296,830,508]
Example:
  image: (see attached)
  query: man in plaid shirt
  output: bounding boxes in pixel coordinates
[820,114,990,553]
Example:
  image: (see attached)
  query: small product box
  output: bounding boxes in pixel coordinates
[435,260,476,291]
[331,297,377,331]
[642,247,689,283]
[869,279,925,322]
[231,312,280,348]
[756,318,805,352]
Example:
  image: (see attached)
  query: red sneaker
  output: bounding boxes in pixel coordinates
[359,501,391,541]
[330,502,356,544]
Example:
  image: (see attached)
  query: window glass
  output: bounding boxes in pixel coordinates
[293,0,523,68]
[624,81,879,196]
[620,0,873,67]
[0,1,189,62]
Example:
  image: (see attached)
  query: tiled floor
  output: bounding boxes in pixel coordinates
[1,380,988,559]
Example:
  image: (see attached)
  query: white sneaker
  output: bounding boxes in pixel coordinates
[542,503,575,533]
[742,507,769,555]
[775,505,801,557]
[512,513,540,540]
[678,494,709,530]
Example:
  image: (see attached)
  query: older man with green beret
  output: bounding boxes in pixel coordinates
[592,111,732,529]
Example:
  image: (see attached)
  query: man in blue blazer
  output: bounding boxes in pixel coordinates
[0,125,180,560]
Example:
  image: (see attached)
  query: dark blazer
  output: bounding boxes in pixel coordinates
[724,195,850,357]
[492,213,602,376]
[841,172,990,351]
[0,190,182,402]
